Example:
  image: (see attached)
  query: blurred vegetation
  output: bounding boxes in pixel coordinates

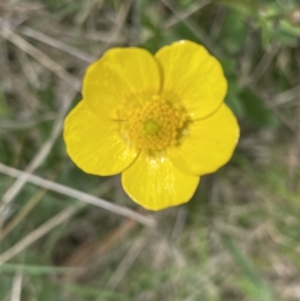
[1,0,300,300]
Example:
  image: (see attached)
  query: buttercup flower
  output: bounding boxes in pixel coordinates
[64,40,239,211]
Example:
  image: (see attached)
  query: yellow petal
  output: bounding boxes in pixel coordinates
[83,47,161,118]
[122,152,200,211]
[155,40,227,119]
[64,101,138,176]
[167,104,239,175]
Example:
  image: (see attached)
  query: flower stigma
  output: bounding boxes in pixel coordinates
[144,119,161,136]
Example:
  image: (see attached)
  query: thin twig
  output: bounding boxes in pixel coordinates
[0,163,156,227]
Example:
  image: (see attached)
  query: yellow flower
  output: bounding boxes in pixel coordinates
[64,40,239,211]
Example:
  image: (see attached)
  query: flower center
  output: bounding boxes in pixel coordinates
[127,98,189,150]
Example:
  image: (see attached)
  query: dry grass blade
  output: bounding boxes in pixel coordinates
[141,0,209,45]
[63,217,139,282]
[10,272,23,301]
[160,0,218,56]
[0,163,156,227]
[250,86,296,132]
[106,235,147,290]
[171,207,188,241]
[101,0,134,52]
[247,43,280,84]
[0,113,56,130]
[164,0,210,28]
[0,88,79,219]
[0,26,81,89]
[0,204,83,263]
[0,188,48,241]
[75,0,105,25]
[63,218,138,268]
[20,26,96,63]
[272,85,300,107]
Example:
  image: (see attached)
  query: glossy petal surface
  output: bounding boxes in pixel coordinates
[122,152,200,211]
[155,40,227,120]
[83,48,161,118]
[64,101,138,176]
[167,104,239,175]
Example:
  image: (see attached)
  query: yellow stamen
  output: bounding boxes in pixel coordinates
[125,97,189,150]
